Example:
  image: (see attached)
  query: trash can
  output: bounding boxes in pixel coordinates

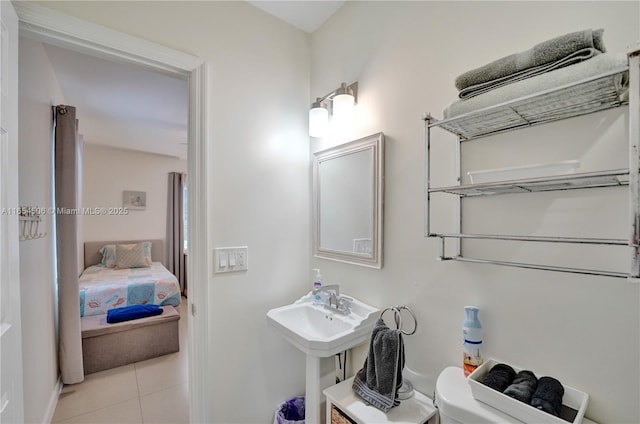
[274,395,305,424]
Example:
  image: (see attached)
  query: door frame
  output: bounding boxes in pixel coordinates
[13,2,210,422]
[1,1,25,422]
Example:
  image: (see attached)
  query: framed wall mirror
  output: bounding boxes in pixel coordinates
[313,132,384,268]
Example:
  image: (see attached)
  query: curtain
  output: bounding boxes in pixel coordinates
[54,105,84,384]
[167,172,186,295]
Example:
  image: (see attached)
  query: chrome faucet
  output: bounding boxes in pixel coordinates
[312,284,350,314]
[313,284,339,300]
[324,284,340,308]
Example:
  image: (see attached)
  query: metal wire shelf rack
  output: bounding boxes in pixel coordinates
[423,46,639,280]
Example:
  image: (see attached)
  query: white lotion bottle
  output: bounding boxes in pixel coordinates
[463,305,483,376]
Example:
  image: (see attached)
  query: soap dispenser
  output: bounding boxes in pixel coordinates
[312,269,323,304]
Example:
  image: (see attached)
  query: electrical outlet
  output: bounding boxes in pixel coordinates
[214,246,248,274]
[236,249,246,267]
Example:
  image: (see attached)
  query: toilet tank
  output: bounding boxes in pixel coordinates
[435,366,524,424]
[435,367,600,424]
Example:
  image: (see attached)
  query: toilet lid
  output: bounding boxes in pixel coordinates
[435,367,524,423]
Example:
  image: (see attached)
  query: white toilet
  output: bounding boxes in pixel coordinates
[434,366,597,424]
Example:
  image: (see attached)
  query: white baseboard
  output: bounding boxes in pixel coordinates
[44,376,63,424]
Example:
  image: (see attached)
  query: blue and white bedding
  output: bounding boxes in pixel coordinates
[79,262,181,317]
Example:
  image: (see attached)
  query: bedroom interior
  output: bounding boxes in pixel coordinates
[17,25,191,422]
[79,239,181,374]
[8,1,640,424]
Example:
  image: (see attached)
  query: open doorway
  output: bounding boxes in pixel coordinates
[40,41,190,421]
[16,2,210,422]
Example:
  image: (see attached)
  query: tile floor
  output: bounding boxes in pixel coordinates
[52,301,189,424]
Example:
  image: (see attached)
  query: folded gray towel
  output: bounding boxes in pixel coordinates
[455,28,605,92]
[503,370,538,404]
[443,53,628,119]
[458,48,600,99]
[352,319,405,412]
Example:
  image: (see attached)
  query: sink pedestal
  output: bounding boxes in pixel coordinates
[266,294,379,424]
[305,355,335,424]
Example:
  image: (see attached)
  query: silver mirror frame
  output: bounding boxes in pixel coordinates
[312,132,384,268]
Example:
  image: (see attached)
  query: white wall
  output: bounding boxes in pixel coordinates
[82,144,186,247]
[35,2,640,423]
[18,37,65,424]
[310,2,639,423]
[37,1,312,422]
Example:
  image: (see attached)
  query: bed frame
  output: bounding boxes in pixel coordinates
[82,305,179,374]
[81,239,180,374]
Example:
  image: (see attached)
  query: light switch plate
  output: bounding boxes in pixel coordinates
[214,246,248,274]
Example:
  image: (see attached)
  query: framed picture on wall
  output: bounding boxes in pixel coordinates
[123,190,146,210]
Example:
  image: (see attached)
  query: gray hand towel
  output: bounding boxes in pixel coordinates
[458,48,600,99]
[455,28,605,92]
[352,319,405,412]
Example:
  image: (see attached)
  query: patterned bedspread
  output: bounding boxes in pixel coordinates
[79,262,181,317]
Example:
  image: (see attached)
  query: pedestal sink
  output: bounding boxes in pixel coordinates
[267,293,378,424]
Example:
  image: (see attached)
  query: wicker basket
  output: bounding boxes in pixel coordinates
[330,405,356,424]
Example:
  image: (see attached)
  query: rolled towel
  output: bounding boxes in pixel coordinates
[503,370,538,404]
[107,304,163,323]
[531,376,564,416]
[480,363,516,392]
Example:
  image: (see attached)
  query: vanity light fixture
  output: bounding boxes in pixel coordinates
[309,81,358,137]
[309,99,329,138]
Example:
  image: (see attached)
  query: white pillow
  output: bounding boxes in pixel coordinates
[100,241,152,268]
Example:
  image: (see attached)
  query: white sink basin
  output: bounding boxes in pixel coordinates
[266,293,379,357]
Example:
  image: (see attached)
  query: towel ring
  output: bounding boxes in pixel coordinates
[379,305,417,336]
[379,306,398,324]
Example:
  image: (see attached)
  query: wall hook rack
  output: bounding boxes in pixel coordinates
[19,207,47,241]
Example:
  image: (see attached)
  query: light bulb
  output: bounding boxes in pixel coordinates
[309,106,329,138]
[332,93,355,119]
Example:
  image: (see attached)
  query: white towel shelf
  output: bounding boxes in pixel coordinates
[429,168,629,197]
[323,377,437,424]
[429,67,628,141]
[424,45,640,280]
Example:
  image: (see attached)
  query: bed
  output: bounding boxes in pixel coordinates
[80,239,181,317]
[80,239,181,373]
